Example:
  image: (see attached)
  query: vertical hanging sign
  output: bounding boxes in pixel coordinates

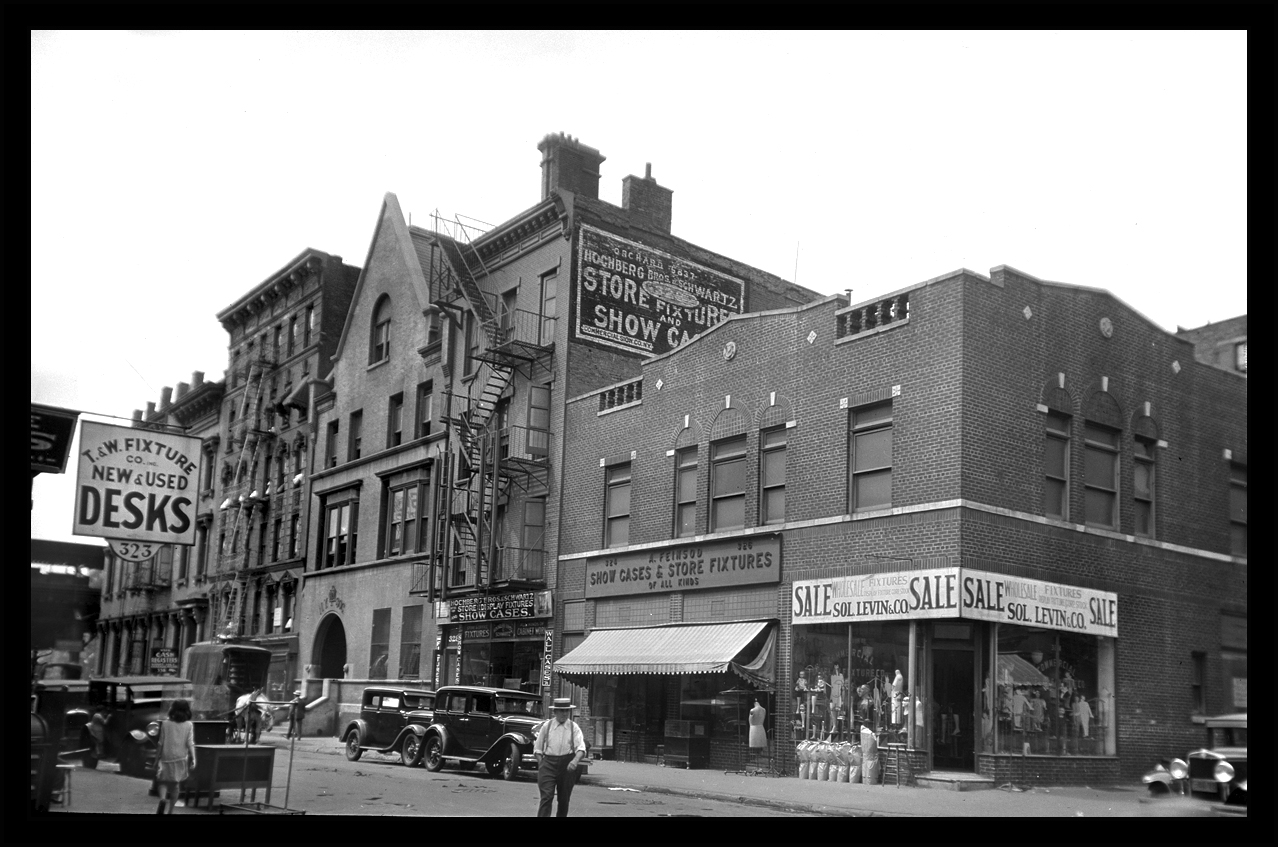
[541,628,554,691]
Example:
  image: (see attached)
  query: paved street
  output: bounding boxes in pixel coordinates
[36,727,1244,820]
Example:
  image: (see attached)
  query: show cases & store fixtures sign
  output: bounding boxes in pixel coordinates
[575,225,745,358]
[792,568,1118,637]
[585,535,781,599]
[445,590,553,623]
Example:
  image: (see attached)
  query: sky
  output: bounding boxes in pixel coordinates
[30,30,1248,546]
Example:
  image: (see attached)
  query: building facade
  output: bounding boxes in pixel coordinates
[1175,314,1246,376]
[298,134,821,733]
[206,250,360,700]
[554,266,1246,784]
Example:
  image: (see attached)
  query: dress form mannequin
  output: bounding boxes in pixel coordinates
[749,699,767,748]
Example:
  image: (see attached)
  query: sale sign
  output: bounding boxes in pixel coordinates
[74,421,202,545]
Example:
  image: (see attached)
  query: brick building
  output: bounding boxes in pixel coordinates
[1175,314,1246,376]
[298,134,820,734]
[554,266,1246,784]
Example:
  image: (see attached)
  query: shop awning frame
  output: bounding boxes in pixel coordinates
[555,621,776,687]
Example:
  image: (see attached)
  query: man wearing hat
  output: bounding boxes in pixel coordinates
[286,690,305,740]
[534,697,586,817]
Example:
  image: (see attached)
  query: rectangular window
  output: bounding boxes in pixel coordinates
[349,410,363,460]
[1083,422,1119,528]
[324,499,358,569]
[273,325,283,362]
[256,518,267,566]
[527,384,551,457]
[605,463,631,548]
[1235,341,1246,373]
[710,435,747,531]
[289,514,300,558]
[539,270,557,346]
[400,605,423,679]
[383,482,423,557]
[369,608,390,679]
[273,518,283,562]
[521,499,545,580]
[387,393,404,448]
[326,421,339,468]
[1044,411,1070,520]
[1191,651,1206,715]
[426,310,442,349]
[850,403,892,513]
[674,447,698,538]
[463,312,478,374]
[760,427,787,525]
[1133,436,1156,537]
[304,305,314,347]
[289,317,298,356]
[371,316,390,364]
[416,381,433,439]
[1229,463,1247,556]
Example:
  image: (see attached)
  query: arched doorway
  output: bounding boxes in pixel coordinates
[314,614,348,679]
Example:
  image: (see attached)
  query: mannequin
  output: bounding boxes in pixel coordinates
[830,664,846,719]
[891,669,905,725]
[749,699,768,748]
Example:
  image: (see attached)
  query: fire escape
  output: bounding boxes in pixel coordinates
[216,346,279,640]
[410,216,554,602]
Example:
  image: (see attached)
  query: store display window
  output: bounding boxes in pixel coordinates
[986,625,1116,756]
[791,622,911,742]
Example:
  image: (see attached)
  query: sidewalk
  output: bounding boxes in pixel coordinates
[249,733,1218,817]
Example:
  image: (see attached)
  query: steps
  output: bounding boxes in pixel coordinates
[914,770,996,791]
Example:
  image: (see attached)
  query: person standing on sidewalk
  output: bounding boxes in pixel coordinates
[533,698,586,817]
[155,699,196,814]
[286,690,305,739]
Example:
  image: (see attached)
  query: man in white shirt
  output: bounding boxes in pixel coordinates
[534,697,586,817]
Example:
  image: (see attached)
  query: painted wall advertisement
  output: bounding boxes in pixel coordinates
[73,421,203,545]
[574,224,745,357]
[584,535,781,599]
[446,590,552,623]
[791,567,1119,637]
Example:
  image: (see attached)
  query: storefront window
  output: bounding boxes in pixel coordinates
[988,625,1116,756]
[791,622,911,741]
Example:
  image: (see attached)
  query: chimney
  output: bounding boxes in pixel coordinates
[192,370,204,388]
[132,410,144,423]
[160,386,173,409]
[538,133,605,200]
[622,162,673,234]
[176,381,190,400]
[146,402,156,418]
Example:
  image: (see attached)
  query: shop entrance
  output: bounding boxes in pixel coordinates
[931,647,975,771]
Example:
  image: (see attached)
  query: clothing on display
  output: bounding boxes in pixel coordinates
[749,700,768,748]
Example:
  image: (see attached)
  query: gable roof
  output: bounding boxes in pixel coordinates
[330,192,432,365]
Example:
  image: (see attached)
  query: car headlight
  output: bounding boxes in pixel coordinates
[147,721,161,738]
[1213,760,1234,783]
[1169,759,1188,780]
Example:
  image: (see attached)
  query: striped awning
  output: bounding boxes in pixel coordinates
[555,621,773,681]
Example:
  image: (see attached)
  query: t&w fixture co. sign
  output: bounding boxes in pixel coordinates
[575,225,745,357]
[585,535,780,599]
[74,421,202,546]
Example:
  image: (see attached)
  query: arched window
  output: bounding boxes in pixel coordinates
[370,295,391,364]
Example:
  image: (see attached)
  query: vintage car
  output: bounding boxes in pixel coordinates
[420,685,589,779]
[342,686,436,766]
[1142,712,1247,806]
[31,680,92,753]
[74,676,193,778]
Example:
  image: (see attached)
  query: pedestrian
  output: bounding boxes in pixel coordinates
[286,690,305,739]
[533,697,586,817]
[155,698,196,814]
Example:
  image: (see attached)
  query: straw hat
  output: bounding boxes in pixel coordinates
[551,697,577,711]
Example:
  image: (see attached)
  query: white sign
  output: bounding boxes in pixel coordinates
[792,567,1120,637]
[74,421,202,545]
[960,569,1119,637]
[792,568,962,625]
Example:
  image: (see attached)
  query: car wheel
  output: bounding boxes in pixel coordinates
[501,744,520,781]
[402,734,423,767]
[344,729,363,761]
[423,737,444,772]
[1147,782,1168,795]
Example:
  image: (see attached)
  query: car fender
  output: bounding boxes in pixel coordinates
[424,724,453,753]
[479,732,532,763]
[386,725,426,753]
[128,729,151,743]
[343,718,369,744]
